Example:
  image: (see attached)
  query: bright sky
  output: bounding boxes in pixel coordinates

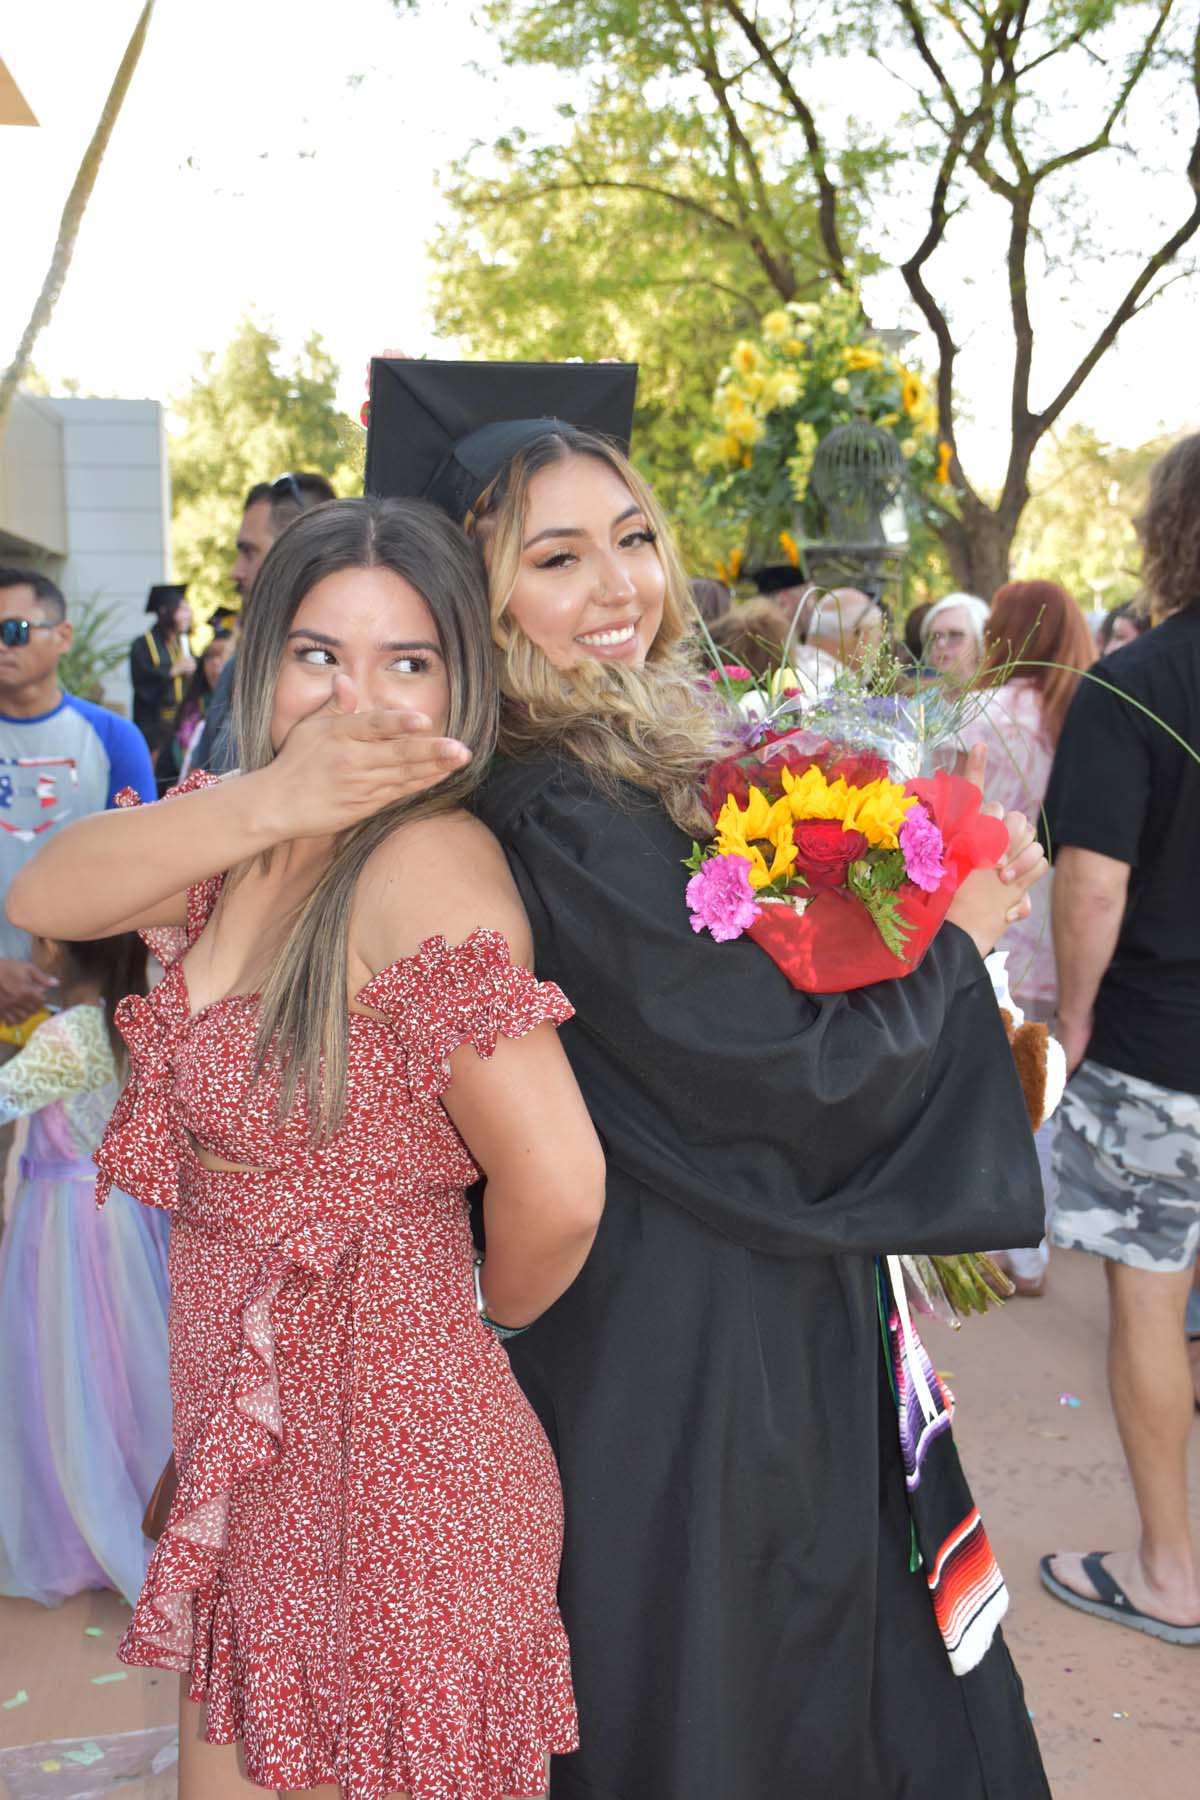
[2,0,1197,486]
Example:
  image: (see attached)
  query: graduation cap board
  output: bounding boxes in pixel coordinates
[364,359,638,525]
[145,584,187,615]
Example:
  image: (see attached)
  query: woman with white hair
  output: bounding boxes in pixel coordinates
[921,592,990,686]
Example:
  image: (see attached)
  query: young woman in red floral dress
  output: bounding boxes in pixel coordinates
[10,498,604,1800]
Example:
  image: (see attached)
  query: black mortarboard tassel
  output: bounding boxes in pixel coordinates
[145,584,188,616]
[364,358,638,524]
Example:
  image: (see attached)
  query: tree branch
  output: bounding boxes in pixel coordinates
[467,174,743,236]
[1,1,157,426]
[1035,14,1200,432]
[1033,0,1176,184]
[715,0,849,278]
[677,1,799,295]
[893,0,966,122]
[898,126,981,504]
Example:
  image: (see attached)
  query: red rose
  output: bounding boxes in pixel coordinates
[704,752,771,817]
[792,819,869,891]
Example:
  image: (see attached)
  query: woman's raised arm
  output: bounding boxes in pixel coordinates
[7,701,470,941]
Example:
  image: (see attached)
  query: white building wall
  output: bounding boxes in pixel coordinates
[0,392,67,556]
[48,398,170,712]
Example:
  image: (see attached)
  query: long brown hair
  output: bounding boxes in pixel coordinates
[1137,433,1200,617]
[58,934,148,1071]
[233,497,498,1135]
[469,428,726,836]
[980,579,1097,745]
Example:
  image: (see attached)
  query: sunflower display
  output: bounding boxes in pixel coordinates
[695,288,952,561]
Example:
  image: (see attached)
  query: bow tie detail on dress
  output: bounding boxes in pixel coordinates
[93,988,186,1213]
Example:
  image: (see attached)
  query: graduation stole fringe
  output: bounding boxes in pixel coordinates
[876,1259,1009,1676]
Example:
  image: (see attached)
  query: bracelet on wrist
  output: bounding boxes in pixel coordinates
[473,1257,528,1342]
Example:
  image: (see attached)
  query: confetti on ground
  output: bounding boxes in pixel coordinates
[89,1672,128,1686]
[1113,1711,1130,1719]
[1058,1392,1082,1407]
[66,1742,105,1765]
[1,1724,178,1797]
[83,1626,104,1637]
[2,1690,28,1709]
[1031,1428,1068,1440]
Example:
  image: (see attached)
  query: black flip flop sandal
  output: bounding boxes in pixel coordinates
[1039,1553,1200,1646]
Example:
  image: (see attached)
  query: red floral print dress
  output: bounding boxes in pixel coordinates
[95,788,579,1800]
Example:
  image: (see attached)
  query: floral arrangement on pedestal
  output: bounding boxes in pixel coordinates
[694,289,951,561]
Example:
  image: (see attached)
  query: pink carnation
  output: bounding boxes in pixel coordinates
[704,664,753,683]
[686,854,761,942]
[899,804,947,893]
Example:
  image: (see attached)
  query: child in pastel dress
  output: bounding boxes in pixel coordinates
[0,932,171,1607]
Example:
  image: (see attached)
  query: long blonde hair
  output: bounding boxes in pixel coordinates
[468,429,725,836]
[233,497,498,1136]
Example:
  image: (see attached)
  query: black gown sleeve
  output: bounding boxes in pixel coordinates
[477,757,1043,1259]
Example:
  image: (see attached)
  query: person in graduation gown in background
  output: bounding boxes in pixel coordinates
[129,585,195,792]
[365,360,1053,1800]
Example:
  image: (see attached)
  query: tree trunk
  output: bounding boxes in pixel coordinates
[936,501,1018,601]
[0,1,156,430]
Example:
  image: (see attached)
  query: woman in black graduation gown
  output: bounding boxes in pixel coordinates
[130,585,194,792]
[367,374,1052,1798]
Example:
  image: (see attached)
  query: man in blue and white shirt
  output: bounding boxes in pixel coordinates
[0,569,155,1155]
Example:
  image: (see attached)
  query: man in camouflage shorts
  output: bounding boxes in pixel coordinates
[1038,433,1200,1648]
[1053,1063,1200,1276]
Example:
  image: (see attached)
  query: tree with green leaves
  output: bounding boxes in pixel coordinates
[416,0,1200,595]
[1011,424,1174,609]
[425,47,862,562]
[170,319,363,620]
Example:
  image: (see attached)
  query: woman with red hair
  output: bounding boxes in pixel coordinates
[962,579,1097,1291]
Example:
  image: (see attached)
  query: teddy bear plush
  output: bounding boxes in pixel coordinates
[985,952,1067,1132]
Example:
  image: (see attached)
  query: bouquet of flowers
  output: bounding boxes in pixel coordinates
[689,660,1018,1322]
[686,715,1008,993]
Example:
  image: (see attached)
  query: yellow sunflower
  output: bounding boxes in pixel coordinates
[715,788,798,890]
[781,764,916,850]
[900,368,925,414]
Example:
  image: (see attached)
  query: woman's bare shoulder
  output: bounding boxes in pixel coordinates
[353,809,532,970]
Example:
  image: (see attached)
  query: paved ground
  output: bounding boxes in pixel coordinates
[925,1246,1200,1798]
[1,1246,1196,1798]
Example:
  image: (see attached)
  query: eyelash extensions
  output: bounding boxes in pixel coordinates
[534,527,658,572]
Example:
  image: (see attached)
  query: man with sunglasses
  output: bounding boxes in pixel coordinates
[191,471,336,774]
[0,568,155,1210]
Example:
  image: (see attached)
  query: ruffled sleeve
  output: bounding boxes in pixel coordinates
[355,928,573,1103]
[0,1011,92,1125]
[115,771,225,966]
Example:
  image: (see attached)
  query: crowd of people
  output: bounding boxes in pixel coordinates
[0,368,1195,1800]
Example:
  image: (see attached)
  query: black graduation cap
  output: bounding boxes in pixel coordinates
[145,583,188,616]
[364,358,638,523]
[750,565,810,595]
